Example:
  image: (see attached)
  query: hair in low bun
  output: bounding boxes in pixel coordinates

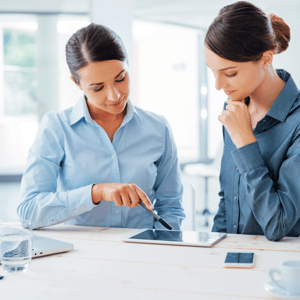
[269,13,291,54]
[205,1,291,62]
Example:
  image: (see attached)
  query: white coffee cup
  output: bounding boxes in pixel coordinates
[269,260,300,295]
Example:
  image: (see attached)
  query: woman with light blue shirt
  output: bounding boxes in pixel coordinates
[18,23,185,230]
[205,1,300,241]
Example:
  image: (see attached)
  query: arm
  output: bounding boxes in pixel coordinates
[231,128,300,241]
[153,117,185,231]
[18,112,96,229]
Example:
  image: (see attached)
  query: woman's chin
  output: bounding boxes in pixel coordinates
[229,96,244,102]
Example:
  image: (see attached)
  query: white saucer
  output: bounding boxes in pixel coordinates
[263,281,300,299]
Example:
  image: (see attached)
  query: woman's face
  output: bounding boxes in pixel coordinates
[204,46,266,101]
[74,60,130,115]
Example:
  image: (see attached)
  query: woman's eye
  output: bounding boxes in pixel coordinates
[226,72,237,78]
[115,76,125,83]
[93,86,104,92]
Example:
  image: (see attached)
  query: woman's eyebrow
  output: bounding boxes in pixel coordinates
[206,63,238,72]
[89,70,125,86]
[219,66,238,71]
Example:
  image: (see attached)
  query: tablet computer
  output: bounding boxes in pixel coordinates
[121,229,227,247]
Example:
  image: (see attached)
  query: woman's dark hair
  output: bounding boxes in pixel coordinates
[205,1,290,62]
[66,23,127,84]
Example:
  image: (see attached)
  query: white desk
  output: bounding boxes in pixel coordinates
[1,226,299,299]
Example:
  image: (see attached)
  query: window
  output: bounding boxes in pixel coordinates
[0,14,89,173]
[3,26,37,116]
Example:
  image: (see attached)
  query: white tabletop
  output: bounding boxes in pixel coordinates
[1,225,299,300]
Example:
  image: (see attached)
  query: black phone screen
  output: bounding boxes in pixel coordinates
[225,252,254,264]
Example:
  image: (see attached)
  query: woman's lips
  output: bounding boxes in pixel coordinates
[224,90,236,95]
[108,98,124,106]
[110,101,122,106]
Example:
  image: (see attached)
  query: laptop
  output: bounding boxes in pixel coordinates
[0,235,73,263]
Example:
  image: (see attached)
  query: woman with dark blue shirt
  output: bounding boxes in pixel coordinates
[205,1,300,241]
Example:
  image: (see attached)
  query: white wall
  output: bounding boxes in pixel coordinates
[269,4,300,84]
[133,20,200,162]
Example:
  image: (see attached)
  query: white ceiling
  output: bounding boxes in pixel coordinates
[0,0,300,29]
[133,0,300,28]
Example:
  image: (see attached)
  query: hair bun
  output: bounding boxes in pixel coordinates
[269,13,290,54]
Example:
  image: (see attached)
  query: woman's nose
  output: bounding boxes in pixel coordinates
[215,75,224,91]
[107,84,120,101]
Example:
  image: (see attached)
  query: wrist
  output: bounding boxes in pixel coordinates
[92,184,103,205]
[235,135,257,148]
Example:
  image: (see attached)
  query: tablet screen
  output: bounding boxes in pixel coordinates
[128,229,226,245]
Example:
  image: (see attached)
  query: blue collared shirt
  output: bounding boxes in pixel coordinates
[212,69,300,241]
[18,96,185,230]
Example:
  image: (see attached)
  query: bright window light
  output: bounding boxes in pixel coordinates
[201,109,207,119]
[201,86,207,95]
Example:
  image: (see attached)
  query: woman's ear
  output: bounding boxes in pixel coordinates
[70,76,82,90]
[262,50,273,68]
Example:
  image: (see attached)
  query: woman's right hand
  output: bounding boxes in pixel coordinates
[92,183,153,210]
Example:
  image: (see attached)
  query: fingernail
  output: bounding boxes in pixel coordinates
[150,205,154,210]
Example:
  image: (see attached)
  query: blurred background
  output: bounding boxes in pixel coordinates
[0,0,299,230]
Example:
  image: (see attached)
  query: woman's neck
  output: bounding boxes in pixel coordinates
[87,101,127,123]
[248,68,286,115]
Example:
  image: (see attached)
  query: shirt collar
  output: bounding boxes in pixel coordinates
[69,95,141,126]
[69,95,93,126]
[122,98,142,126]
[266,69,300,122]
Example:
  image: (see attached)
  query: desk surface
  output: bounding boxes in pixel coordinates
[1,226,299,300]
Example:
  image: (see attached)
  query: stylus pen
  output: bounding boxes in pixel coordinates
[139,201,172,230]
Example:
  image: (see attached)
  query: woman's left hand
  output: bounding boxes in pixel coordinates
[218,100,257,148]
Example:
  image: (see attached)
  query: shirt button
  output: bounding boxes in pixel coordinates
[233,224,237,229]
[111,155,114,159]
[116,210,119,214]
[74,209,78,213]
[234,196,237,201]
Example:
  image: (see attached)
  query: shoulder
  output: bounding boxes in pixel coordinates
[134,106,167,124]
[37,108,74,145]
[134,106,172,132]
[40,107,73,130]
[133,106,176,147]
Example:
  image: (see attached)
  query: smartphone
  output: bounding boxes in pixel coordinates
[223,252,255,268]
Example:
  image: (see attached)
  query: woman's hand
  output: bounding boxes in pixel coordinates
[218,100,257,148]
[92,183,153,210]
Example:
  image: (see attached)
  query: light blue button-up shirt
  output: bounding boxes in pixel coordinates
[18,96,185,230]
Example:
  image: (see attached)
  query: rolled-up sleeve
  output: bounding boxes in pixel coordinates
[18,112,97,229]
[153,117,185,230]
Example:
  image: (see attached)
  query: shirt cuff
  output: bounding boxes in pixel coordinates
[231,142,265,173]
[66,184,99,215]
